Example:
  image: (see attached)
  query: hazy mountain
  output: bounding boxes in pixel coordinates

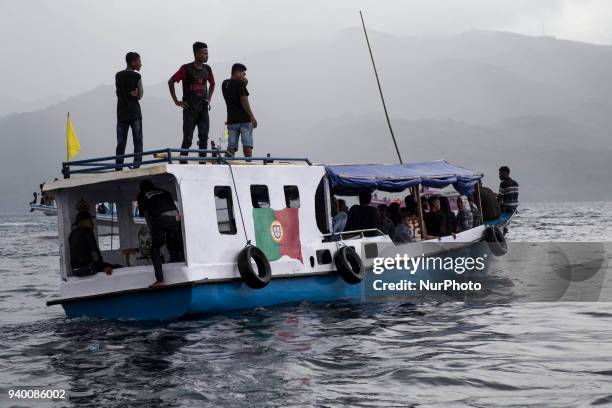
[1,29,611,213]
[0,95,69,117]
[297,115,611,202]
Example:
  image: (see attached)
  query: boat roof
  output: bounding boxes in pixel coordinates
[43,162,316,192]
[44,153,483,197]
[44,164,170,192]
[325,160,483,196]
[45,149,315,191]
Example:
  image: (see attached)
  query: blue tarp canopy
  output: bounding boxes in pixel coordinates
[325,160,483,196]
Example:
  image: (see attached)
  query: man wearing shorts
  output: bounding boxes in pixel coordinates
[221,63,257,157]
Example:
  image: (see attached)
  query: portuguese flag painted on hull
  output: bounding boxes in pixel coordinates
[253,208,302,262]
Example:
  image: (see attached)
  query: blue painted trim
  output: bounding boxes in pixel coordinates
[189,274,361,315]
[62,285,191,321]
[60,241,492,321]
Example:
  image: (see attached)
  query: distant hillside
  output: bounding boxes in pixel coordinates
[297,116,611,202]
[0,94,68,117]
[1,29,611,213]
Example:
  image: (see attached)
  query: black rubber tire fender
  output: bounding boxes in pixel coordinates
[334,246,365,284]
[237,245,272,289]
[484,226,508,257]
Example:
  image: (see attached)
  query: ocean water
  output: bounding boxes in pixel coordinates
[1,202,612,407]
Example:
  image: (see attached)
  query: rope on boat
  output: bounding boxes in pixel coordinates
[226,161,250,246]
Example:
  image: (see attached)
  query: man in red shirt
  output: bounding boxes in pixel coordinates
[168,42,215,163]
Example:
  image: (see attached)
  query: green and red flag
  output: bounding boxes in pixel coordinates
[253,207,302,262]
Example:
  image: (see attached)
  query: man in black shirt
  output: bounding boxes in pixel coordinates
[115,52,144,170]
[137,180,184,286]
[69,211,113,277]
[222,63,257,157]
[424,195,445,238]
[345,192,378,232]
[168,42,216,163]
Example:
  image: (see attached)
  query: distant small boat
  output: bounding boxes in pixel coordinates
[30,203,58,216]
[44,149,511,321]
[30,201,145,235]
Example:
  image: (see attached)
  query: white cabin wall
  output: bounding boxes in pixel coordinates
[170,165,327,268]
[173,165,247,267]
[115,181,141,251]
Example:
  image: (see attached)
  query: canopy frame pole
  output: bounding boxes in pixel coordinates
[475,182,484,224]
[359,10,403,164]
[413,185,427,240]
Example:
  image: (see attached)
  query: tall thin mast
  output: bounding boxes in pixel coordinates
[359,10,403,164]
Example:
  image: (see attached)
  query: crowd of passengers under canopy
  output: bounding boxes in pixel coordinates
[331,191,483,243]
[330,165,519,243]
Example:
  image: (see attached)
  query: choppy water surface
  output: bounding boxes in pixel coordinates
[1,203,612,407]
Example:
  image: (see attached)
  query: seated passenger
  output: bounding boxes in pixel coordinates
[456,196,473,232]
[377,204,394,236]
[439,196,457,235]
[331,197,347,233]
[404,194,417,216]
[421,199,429,213]
[388,201,401,226]
[69,211,115,277]
[424,195,444,238]
[345,192,378,232]
[338,199,348,214]
[468,195,482,227]
[392,212,414,243]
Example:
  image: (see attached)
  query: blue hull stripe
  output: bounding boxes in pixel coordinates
[63,274,361,321]
[62,242,491,321]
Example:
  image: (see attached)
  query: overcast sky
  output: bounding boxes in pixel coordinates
[2,0,612,102]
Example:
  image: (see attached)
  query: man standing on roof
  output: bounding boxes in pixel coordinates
[168,42,215,163]
[498,166,519,213]
[115,52,144,170]
[222,63,257,157]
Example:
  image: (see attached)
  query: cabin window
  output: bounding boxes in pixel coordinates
[284,186,300,208]
[214,186,237,235]
[250,185,270,208]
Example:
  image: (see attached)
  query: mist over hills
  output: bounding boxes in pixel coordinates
[1,29,611,213]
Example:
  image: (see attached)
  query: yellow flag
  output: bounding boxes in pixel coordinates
[223,126,229,139]
[66,112,81,160]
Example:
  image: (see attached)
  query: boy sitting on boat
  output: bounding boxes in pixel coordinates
[69,211,117,277]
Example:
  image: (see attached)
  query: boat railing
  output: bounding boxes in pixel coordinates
[61,148,312,178]
[322,228,384,242]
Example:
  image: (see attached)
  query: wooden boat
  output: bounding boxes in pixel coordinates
[45,149,511,320]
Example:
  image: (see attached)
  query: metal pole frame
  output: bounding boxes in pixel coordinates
[359,10,403,164]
